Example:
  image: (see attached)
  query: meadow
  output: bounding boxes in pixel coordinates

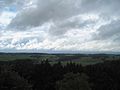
[0,53,119,65]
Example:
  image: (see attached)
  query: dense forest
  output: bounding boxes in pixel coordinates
[0,58,120,90]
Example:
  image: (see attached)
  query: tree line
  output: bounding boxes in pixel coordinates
[0,59,120,90]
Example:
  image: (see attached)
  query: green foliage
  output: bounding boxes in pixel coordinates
[0,65,32,90]
[0,56,120,90]
[56,72,91,90]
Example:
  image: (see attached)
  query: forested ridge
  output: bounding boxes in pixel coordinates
[0,59,120,90]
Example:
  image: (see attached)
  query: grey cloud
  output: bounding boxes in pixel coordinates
[8,0,81,29]
[96,20,120,40]
[49,16,96,36]
[0,0,28,15]
[0,0,14,15]
[8,0,120,30]
[0,36,43,49]
[81,0,120,15]
[0,0,25,9]
[1,0,120,52]
[0,0,14,7]
[0,39,11,46]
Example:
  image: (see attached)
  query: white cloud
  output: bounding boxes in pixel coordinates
[0,11,16,29]
[0,0,120,53]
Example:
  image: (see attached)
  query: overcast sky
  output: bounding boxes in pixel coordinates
[0,0,120,53]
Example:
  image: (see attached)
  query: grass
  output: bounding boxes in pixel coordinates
[0,55,32,61]
[0,54,119,65]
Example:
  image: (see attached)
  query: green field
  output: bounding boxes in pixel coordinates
[0,53,120,65]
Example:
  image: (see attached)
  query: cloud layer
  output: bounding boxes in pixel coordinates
[0,0,120,53]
